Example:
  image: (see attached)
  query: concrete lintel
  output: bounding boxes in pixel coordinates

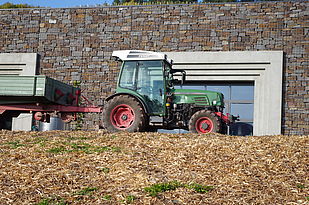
[0,53,38,75]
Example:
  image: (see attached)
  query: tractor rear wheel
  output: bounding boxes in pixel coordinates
[189,110,221,134]
[102,95,146,132]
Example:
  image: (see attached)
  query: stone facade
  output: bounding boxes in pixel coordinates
[0,1,308,134]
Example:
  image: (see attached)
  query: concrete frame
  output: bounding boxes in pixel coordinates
[0,53,38,75]
[165,51,283,136]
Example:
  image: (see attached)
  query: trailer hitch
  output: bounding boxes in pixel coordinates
[215,112,239,124]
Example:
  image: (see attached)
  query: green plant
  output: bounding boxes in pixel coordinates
[47,146,67,154]
[72,80,84,130]
[36,196,68,205]
[69,142,91,152]
[66,136,89,141]
[0,2,40,9]
[126,195,136,203]
[185,183,214,193]
[6,141,25,149]
[74,187,98,196]
[46,143,121,154]
[101,167,110,174]
[144,181,182,197]
[32,137,48,147]
[144,181,214,197]
[94,146,121,153]
[297,184,306,189]
[75,113,84,130]
[102,195,112,201]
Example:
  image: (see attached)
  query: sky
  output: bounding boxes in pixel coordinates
[0,0,115,8]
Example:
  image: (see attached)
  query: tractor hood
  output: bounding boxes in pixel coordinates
[171,88,224,107]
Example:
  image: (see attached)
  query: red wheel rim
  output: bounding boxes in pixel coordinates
[110,104,135,129]
[195,117,214,133]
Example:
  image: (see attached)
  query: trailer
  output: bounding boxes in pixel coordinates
[0,75,101,130]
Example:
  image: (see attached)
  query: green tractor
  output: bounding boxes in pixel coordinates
[102,50,236,133]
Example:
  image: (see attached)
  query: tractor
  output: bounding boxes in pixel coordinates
[102,50,237,133]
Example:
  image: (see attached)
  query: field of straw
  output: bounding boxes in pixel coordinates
[0,130,308,204]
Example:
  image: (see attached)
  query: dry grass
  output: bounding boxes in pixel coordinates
[0,130,308,204]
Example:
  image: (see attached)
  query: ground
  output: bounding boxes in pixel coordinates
[0,130,308,204]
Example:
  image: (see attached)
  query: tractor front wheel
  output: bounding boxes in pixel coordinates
[102,95,146,132]
[189,110,221,134]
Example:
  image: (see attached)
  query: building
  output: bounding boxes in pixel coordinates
[0,1,308,135]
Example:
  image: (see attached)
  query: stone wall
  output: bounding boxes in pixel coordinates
[0,1,308,134]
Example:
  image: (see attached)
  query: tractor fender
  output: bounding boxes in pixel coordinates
[104,93,149,114]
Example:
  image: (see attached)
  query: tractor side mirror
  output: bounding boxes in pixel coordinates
[181,71,186,84]
[171,69,186,85]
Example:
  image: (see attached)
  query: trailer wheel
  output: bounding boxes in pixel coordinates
[102,95,146,132]
[189,110,221,134]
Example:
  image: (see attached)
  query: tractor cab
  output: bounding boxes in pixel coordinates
[112,50,174,115]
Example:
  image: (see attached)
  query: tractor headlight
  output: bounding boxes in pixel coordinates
[213,100,217,105]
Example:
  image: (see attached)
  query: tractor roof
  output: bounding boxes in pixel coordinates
[112,50,172,65]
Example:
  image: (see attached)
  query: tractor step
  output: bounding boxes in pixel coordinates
[149,116,163,126]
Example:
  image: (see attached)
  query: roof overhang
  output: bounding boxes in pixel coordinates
[112,50,173,65]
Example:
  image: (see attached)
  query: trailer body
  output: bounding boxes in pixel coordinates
[0,75,80,106]
[0,75,101,130]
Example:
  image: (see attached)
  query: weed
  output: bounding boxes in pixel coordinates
[306,196,309,201]
[75,113,84,130]
[111,135,118,139]
[32,137,48,147]
[74,187,97,196]
[102,195,112,201]
[144,181,182,197]
[126,195,136,203]
[69,142,91,153]
[185,183,214,193]
[5,141,25,149]
[297,184,306,189]
[101,167,110,174]
[36,196,68,205]
[66,137,89,141]
[94,146,121,153]
[144,181,214,197]
[46,143,121,154]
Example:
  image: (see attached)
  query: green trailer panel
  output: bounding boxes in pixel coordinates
[0,75,80,105]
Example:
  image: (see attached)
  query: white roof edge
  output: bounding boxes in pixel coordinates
[112,50,173,64]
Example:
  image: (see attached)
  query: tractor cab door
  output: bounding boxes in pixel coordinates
[118,60,165,115]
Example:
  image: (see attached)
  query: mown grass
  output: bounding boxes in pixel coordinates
[0,131,306,204]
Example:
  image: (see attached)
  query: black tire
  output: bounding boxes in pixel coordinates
[188,110,221,133]
[102,95,146,132]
